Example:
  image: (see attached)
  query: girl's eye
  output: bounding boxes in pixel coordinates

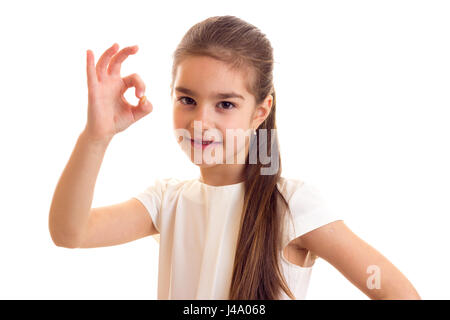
[178,96,195,105]
[177,97,235,110]
[217,101,235,110]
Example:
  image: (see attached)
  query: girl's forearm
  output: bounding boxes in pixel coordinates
[48,130,112,248]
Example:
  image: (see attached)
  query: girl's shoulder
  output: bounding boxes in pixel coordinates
[277,176,328,208]
[277,176,306,197]
[136,177,192,198]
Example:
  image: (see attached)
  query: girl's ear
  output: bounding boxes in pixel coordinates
[261,94,273,115]
[267,94,273,108]
[252,94,273,127]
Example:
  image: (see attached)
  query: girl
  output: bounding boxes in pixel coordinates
[49,15,420,300]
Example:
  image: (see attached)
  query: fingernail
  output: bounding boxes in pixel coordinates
[140,96,147,104]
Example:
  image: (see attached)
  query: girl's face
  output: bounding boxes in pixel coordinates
[172,56,271,168]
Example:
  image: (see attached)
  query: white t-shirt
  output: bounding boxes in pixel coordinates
[133,176,343,300]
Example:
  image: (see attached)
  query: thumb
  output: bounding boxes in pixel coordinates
[132,95,153,122]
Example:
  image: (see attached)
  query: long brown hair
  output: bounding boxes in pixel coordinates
[170,15,296,300]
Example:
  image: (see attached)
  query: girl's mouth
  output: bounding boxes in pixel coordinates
[190,138,221,149]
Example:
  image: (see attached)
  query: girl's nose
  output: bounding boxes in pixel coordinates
[190,103,214,130]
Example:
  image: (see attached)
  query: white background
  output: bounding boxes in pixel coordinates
[0,0,449,299]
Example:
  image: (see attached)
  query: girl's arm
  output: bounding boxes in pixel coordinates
[48,43,153,248]
[297,220,421,299]
[48,131,111,247]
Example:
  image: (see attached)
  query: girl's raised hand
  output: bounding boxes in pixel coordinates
[84,43,153,142]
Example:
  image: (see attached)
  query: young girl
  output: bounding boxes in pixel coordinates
[49,15,420,300]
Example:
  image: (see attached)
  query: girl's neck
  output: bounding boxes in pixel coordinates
[199,165,246,187]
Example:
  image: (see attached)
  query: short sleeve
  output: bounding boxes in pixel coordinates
[285,181,343,244]
[132,178,172,233]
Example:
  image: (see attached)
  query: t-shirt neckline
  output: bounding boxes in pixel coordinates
[195,178,245,189]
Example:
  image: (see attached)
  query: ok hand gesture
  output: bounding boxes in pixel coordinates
[84,43,153,142]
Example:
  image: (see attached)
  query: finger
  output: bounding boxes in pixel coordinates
[86,49,98,90]
[107,45,139,76]
[132,96,153,122]
[122,73,146,98]
[96,43,119,82]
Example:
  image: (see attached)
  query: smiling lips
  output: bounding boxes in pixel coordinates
[189,138,217,144]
